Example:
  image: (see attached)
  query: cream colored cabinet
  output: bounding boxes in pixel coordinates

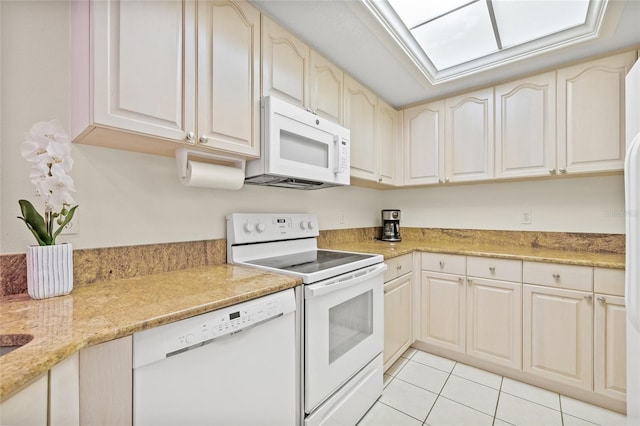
[402,101,445,185]
[522,261,594,390]
[420,253,466,353]
[72,0,260,158]
[556,51,636,174]
[0,373,48,425]
[345,75,378,181]
[383,254,414,371]
[445,88,494,183]
[50,353,80,426]
[310,51,344,124]
[261,15,310,108]
[262,17,344,124]
[594,267,626,402]
[466,257,522,370]
[80,336,133,425]
[197,0,261,157]
[495,72,556,179]
[377,99,398,185]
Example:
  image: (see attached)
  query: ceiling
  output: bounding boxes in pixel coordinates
[252,0,640,108]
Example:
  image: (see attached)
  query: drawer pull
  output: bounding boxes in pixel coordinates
[584,295,593,301]
[467,278,473,285]
[459,277,465,284]
[396,265,402,271]
[489,266,496,273]
[439,261,446,268]
[597,296,607,303]
[552,273,560,279]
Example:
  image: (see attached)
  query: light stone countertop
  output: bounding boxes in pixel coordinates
[0,235,624,402]
[0,265,301,402]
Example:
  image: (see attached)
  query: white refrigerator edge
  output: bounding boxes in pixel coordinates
[625,57,640,425]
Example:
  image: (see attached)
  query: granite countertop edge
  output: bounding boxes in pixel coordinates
[0,241,624,402]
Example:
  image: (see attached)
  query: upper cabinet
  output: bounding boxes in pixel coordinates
[262,17,343,124]
[72,0,260,158]
[557,51,636,174]
[403,101,445,185]
[495,72,556,179]
[345,75,398,184]
[445,88,494,183]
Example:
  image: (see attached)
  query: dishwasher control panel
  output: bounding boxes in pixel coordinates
[132,289,297,368]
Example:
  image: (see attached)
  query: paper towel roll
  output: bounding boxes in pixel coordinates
[181,160,244,190]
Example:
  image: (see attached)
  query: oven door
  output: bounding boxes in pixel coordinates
[304,263,386,413]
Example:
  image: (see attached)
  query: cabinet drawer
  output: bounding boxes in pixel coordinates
[467,256,522,282]
[384,254,413,282]
[594,267,625,297]
[421,253,466,275]
[523,261,593,291]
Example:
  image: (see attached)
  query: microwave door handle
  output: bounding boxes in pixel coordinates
[333,135,341,174]
[305,264,387,298]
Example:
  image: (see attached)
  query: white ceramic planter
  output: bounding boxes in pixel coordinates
[26,243,73,299]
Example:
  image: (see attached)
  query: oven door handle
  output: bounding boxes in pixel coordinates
[305,263,387,298]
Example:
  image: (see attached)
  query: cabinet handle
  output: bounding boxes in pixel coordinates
[559,168,567,174]
[584,295,593,301]
[438,178,444,184]
[552,273,560,279]
[378,178,383,183]
[467,278,473,285]
[186,131,195,141]
[549,169,556,175]
[459,277,464,284]
[489,266,496,273]
[597,296,607,303]
[439,261,446,268]
[396,265,402,271]
[199,135,207,144]
[445,178,450,183]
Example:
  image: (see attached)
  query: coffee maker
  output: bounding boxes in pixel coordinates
[381,209,401,242]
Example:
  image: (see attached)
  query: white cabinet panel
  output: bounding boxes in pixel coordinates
[594,294,626,401]
[420,271,465,353]
[377,99,397,185]
[403,101,445,185]
[0,373,48,426]
[345,75,378,181]
[495,72,556,178]
[384,273,413,371]
[50,353,80,426]
[445,88,494,182]
[310,51,343,124]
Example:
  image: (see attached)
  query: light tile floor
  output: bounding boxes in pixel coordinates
[358,348,627,426]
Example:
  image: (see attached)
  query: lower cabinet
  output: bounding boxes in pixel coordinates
[594,294,627,401]
[383,254,413,370]
[0,373,48,426]
[522,284,593,390]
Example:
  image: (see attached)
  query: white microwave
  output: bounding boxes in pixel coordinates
[245,96,350,190]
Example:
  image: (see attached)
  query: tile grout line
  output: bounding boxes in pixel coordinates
[492,376,504,426]
[422,361,457,425]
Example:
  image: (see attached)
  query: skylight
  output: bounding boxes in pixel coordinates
[364,0,608,84]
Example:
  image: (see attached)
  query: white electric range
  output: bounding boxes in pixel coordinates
[227,213,386,425]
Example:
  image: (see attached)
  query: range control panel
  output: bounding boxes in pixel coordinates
[226,213,319,245]
[165,295,283,356]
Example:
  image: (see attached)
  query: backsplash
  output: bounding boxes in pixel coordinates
[1,228,624,296]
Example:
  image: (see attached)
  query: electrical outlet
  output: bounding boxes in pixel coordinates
[339,211,345,225]
[60,210,79,235]
[521,209,532,225]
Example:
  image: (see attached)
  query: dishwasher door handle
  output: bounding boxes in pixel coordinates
[166,312,285,358]
[305,263,387,298]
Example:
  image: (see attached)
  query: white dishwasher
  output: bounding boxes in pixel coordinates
[133,288,297,426]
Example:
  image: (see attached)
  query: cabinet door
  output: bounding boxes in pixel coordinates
[420,271,465,353]
[261,15,309,108]
[80,336,133,425]
[197,0,260,157]
[377,99,397,185]
[495,72,556,179]
[403,101,445,185]
[92,0,195,142]
[310,51,343,124]
[594,294,626,401]
[557,51,636,174]
[384,273,413,371]
[0,373,48,426]
[467,277,522,369]
[523,285,593,390]
[345,75,378,181]
[50,353,80,426]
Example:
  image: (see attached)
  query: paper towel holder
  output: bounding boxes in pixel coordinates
[175,148,246,181]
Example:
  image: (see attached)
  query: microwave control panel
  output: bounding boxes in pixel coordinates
[227,213,319,244]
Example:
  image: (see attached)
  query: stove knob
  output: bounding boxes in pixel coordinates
[307,221,315,230]
[256,223,266,232]
[300,221,307,230]
[244,223,255,232]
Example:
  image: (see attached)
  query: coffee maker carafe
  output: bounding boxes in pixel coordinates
[381,209,401,242]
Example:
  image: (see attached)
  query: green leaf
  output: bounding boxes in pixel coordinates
[18,199,52,245]
[51,205,78,243]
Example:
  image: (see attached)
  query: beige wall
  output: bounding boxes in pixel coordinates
[0,1,625,255]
